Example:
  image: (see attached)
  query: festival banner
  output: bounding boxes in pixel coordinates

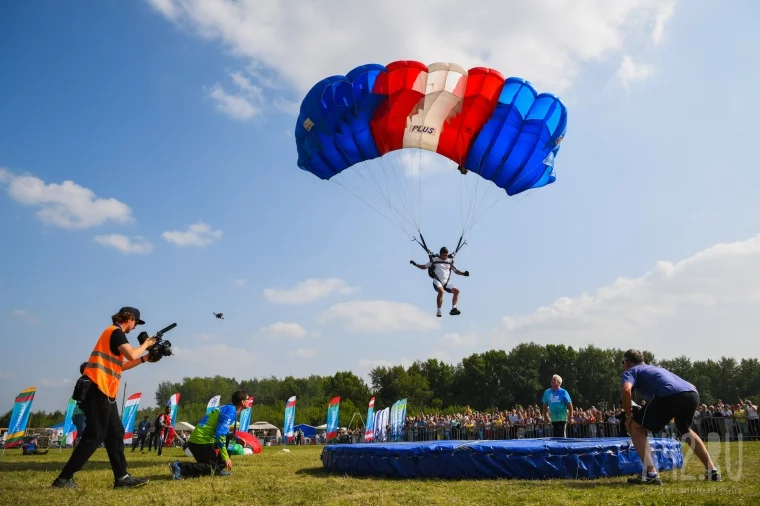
[283,396,297,444]
[60,398,77,451]
[364,397,375,441]
[162,392,180,446]
[390,398,407,442]
[167,393,180,426]
[206,395,221,414]
[373,409,381,441]
[121,392,142,444]
[238,396,254,433]
[374,407,389,442]
[4,386,36,449]
[326,396,340,441]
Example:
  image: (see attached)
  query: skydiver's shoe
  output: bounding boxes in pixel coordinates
[627,473,662,485]
[436,310,442,317]
[113,474,149,488]
[51,477,77,488]
[450,308,461,316]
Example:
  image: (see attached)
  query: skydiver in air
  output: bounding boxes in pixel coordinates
[411,247,469,317]
[213,313,224,320]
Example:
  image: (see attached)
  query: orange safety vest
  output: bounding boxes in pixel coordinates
[83,325,124,399]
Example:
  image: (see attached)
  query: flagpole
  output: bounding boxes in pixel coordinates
[121,382,127,413]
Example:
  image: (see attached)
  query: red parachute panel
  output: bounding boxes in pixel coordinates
[437,67,505,165]
[370,60,428,154]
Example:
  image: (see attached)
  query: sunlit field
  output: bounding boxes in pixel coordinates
[0,440,757,505]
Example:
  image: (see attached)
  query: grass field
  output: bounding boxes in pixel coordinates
[0,440,757,505]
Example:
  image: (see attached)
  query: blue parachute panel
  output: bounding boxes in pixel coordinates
[296,64,388,180]
[464,78,567,196]
[321,437,683,480]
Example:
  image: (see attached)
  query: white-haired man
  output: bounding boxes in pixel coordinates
[541,374,574,437]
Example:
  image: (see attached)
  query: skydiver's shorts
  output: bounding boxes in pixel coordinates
[632,391,699,437]
[432,279,456,293]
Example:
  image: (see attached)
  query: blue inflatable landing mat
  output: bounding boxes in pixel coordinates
[320,437,683,480]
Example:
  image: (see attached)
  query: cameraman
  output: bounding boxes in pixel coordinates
[52,307,160,490]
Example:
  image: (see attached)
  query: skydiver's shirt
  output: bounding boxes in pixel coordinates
[424,257,454,282]
[189,404,237,461]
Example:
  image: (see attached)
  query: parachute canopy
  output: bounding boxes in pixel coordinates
[295,60,567,197]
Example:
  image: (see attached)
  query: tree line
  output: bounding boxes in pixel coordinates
[4,343,759,430]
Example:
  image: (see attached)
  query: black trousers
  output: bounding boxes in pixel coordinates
[59,386,127,480]
[132,433,147,451]
[177,442,226,478]
[552,421,567,437]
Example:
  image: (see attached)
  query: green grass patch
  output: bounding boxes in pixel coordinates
[0,441,756,505]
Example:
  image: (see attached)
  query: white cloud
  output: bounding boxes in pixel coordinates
[11,309,37,324]
[291,348,317,359]
[207,70,265,121]
[263,278,359,304]
[147,0,676,96]
[652,0,677,45]
[208,83,258,120]
[617,55,654,90]
[428,350,452,363]
[94,234,154,254]
[273,97,300,117]
[0,168,133,229]
[233,279,246,286]
[162,220,223,247]
[494,233,760,360]
[319,300,440,332]
[195,333,218,342]
[442,332,479,348]
[259,322,308,340]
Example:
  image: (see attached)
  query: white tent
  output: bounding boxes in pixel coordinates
[175,421,195,432]
[248,421,281,441]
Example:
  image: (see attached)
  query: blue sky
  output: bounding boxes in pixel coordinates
[2,0,760,413]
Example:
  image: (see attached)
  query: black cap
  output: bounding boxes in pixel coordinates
[119,307,145,325]
[440,247,448,254]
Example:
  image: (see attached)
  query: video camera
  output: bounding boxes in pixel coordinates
[138,322,177,362]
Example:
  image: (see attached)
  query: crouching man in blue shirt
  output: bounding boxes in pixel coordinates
[621,349,720,485]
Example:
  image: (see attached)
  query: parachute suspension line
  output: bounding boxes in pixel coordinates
[331,178,415,239]
[370,149,418,234]
[389,148,421,231]
[351,162,420,237]
[344,160,419,238]
[333,172,412,237]
[377,153,420,234]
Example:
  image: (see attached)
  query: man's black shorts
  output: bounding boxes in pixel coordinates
[632,390,699,436]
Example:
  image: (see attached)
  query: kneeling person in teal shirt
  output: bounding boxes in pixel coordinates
[170,390,251,479]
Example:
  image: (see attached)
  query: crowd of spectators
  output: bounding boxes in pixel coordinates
[334,399,759,444]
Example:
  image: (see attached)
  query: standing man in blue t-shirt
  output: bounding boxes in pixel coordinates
[620,349,721,485]
[541,374,574,437]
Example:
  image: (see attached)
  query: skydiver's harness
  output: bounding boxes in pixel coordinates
[413,233,466,294]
